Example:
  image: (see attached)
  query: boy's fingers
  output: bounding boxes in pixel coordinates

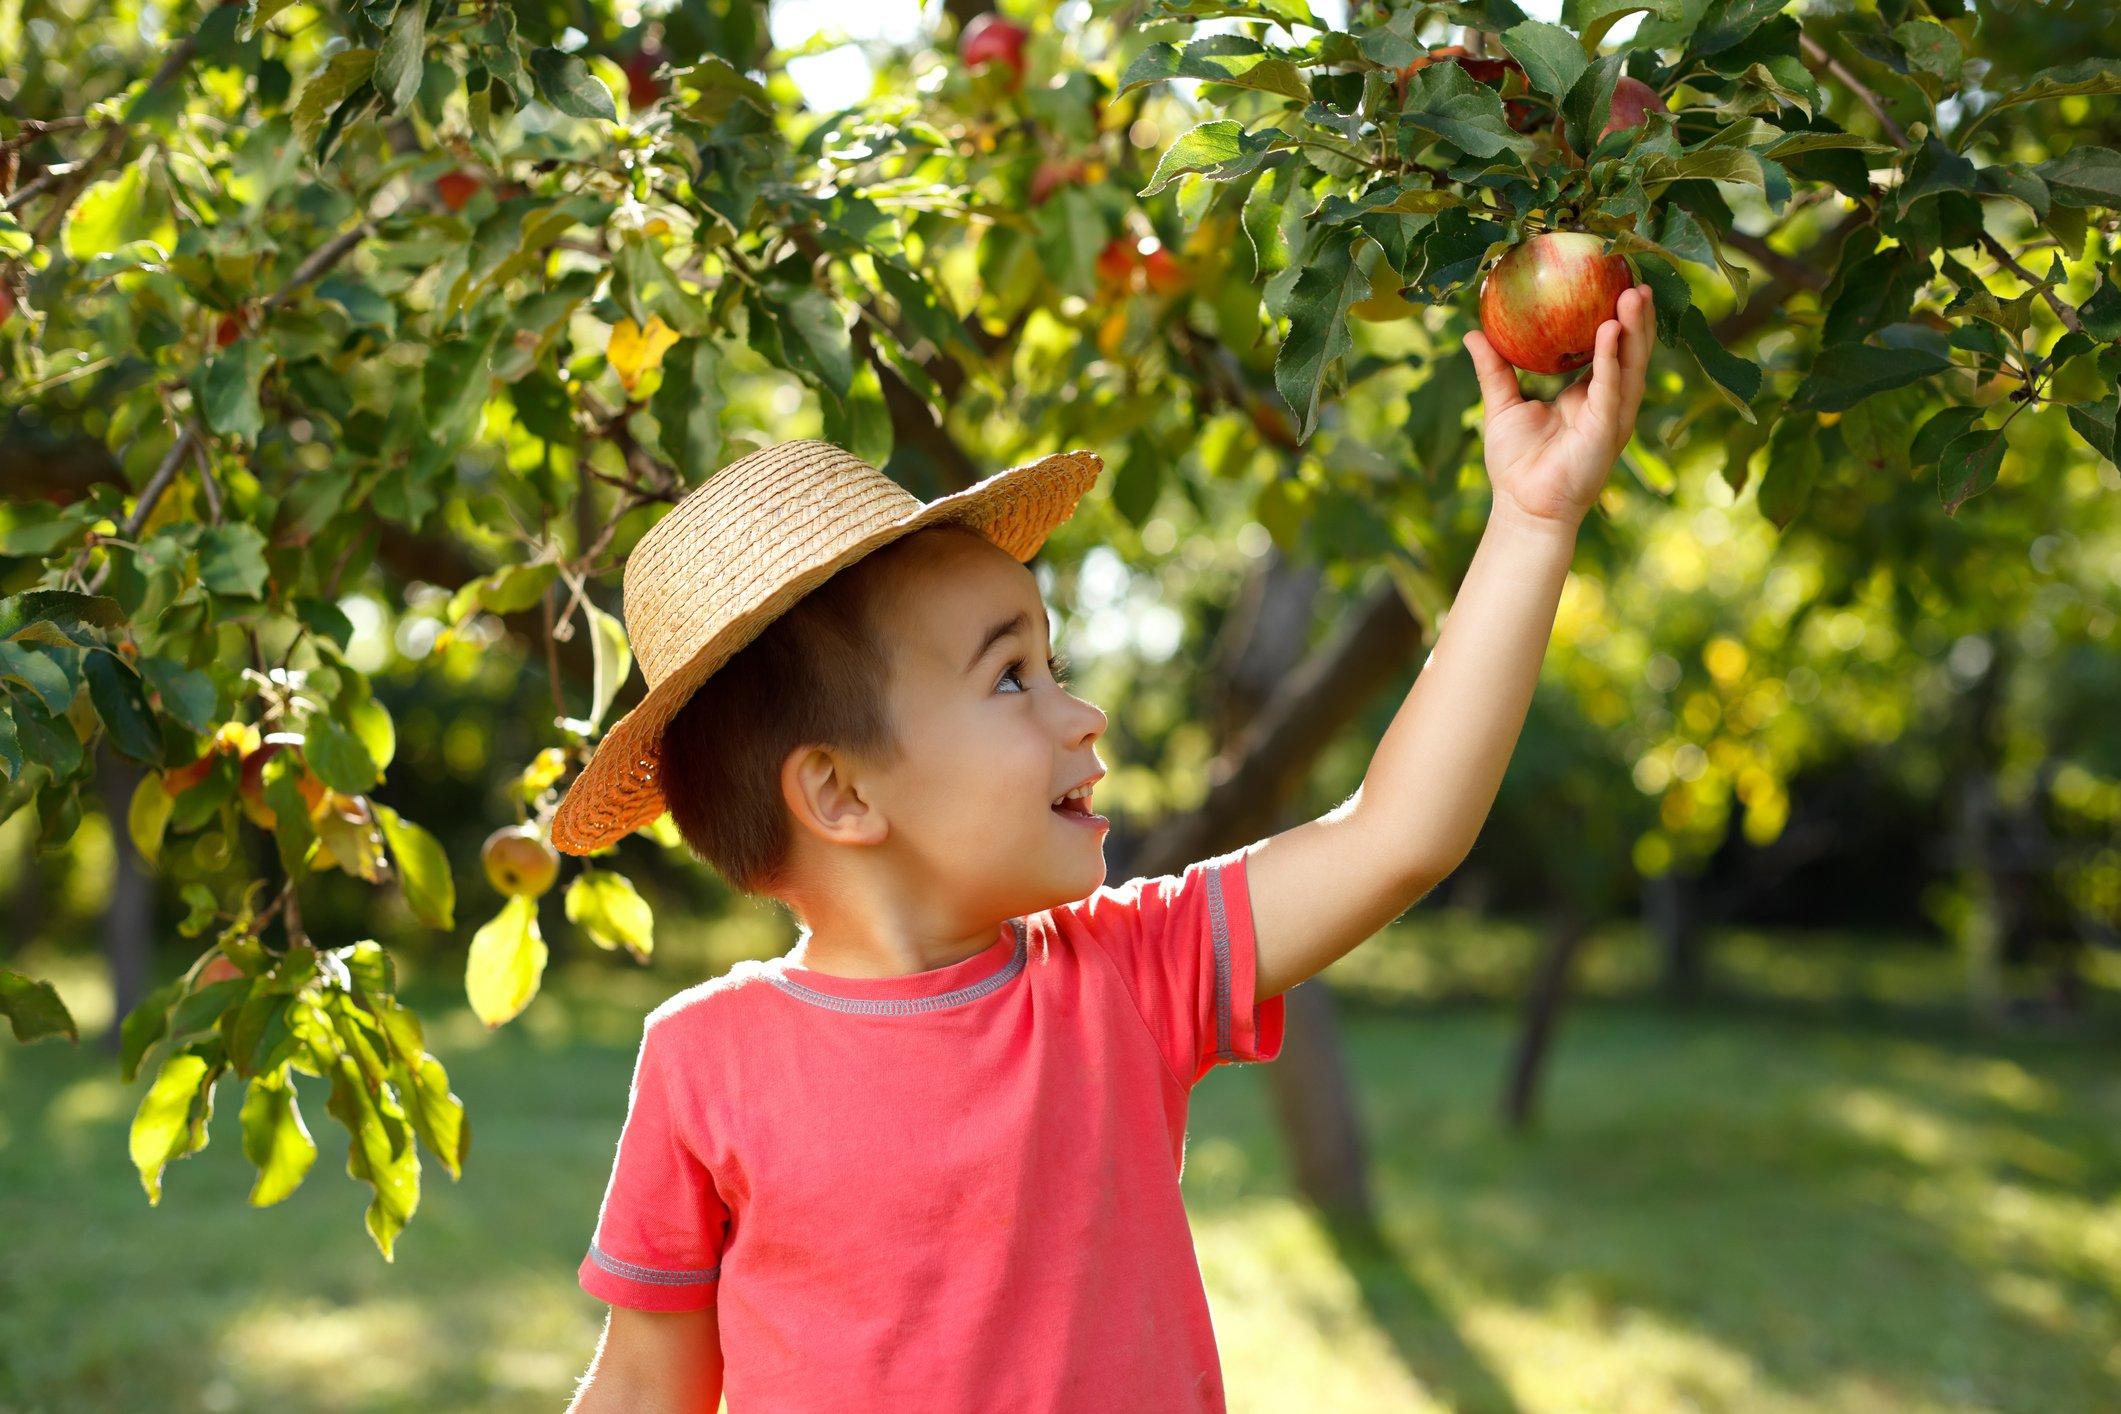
[1622,285,1652,413]
[1462,330,1523,412]
[1588,315,1623,430]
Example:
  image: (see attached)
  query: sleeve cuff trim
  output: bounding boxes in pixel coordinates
[588,1241,721,1286]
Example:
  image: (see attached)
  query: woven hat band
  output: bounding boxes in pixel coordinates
[622,442,924,687]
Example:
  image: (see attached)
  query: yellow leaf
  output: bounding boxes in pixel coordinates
[608,315,680,396]
[465,894,546,1028]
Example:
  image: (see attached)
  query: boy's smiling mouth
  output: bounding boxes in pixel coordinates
[1051,771,1107,827]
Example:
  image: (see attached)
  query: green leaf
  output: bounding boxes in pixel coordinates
[120,978,185,1083]
[200,340,271,443]
[236,0,302,42]
[325,1050,420,1260]
[1402,60,1534,162]
[376,805,455,930]
[291,48,376,146]
[585,603,632,736]
[565,868,655,962]
[2034,147,2121,211]
[1960,61,2121,147]
[376,0,426,110]
[1272,225,1364,441]
[197,522,269,597]
[466,894,546,1028]
[1674,308,1761,418]
[1561,52,1624,162]
[61,153,158,262]
[1756,414,1819,529]
[451,561,558,622]
[128,771,174,867]
[772,284,855,402]
[139,657,215,732]
[306,714,378,795]
[2065,397,2118,465]
[1500,21,1587,102]
[529,47,617,122]
[1939,424,2008,514]
[85,651,165,766]
[1893,21,1962,83]
[1141,120,1280,198]
[346,694,395,774]
[0,969,78,1043]
[0,641,74,716]
[649,339,726,476]
[1564,0,1679,52]
[1788,344,1952,413]
[2077,273,2121,342]
[239,1069,317,1206]
[404,1052,469,1179]
[1118,35,1312,102]
[0,591,121,642]
[129,1051,217,1204]
[423,330,498,438]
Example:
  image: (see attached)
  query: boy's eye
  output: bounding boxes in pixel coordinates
[997,653,1073,693]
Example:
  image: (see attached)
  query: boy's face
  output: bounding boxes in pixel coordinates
[857,527,1110,916]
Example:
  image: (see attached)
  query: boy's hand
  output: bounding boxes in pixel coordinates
[1462,282,1655,531]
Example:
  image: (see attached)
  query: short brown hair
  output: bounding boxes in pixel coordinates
[659,524,977,898]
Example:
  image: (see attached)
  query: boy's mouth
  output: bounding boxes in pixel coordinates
[1051,773,1107,827]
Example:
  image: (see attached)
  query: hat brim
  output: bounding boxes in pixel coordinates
[550,448,1104,855]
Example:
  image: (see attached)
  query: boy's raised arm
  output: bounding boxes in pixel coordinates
[1246,284,1656,1002]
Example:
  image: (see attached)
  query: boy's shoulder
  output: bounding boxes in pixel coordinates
[642,956,788,1041]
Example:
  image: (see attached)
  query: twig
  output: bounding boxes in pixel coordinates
[262,220,370,311]
[1799,34,1907,147]
[1978,230,2085,337]
[29,18,216,244]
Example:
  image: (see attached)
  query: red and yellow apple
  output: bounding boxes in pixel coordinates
[482,823,560,899]
[1477,232,1634,374]
[435,169,482,213]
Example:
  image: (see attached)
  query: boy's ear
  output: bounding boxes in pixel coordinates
[781,744,886,846]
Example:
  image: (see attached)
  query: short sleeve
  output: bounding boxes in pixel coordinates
[578,1018,729,1311]
[1067,841,1286,1089]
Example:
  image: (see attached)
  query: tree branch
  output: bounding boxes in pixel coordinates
[1799,33,1907,147]
[1978,230,2085,337]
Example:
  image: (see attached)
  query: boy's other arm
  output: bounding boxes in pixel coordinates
[1246,284,1655,1002]
[569,1304,725,1413]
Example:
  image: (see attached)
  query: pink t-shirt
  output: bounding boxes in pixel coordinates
[578,842,1285,1410]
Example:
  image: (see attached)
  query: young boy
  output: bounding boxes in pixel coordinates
[559,287,1655,1411]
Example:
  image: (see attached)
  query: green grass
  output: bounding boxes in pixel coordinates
[3,922,2118,1413]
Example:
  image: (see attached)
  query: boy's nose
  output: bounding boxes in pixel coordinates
[1069,694,1107,745]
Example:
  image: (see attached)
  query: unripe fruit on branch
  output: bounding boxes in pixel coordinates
[959,14,1029,90]
[237,732,326,830]
[483,823,560,899]
[1477,233,1634,374]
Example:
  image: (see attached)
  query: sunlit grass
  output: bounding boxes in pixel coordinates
[3,920,2117,1412]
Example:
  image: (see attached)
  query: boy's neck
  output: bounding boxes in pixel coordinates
[784,882,1007,981]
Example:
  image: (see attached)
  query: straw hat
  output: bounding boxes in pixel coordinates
[551,438,1104,855]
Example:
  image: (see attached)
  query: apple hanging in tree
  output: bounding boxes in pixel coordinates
[959,13,1028,90]
[1476,232,1635,375]
[435,169,482,213]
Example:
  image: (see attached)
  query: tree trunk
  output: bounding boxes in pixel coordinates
[1264,980,1375,1221]
[96,749,154,1054]
[1116,566,1429,1228]
[1646,868,1704,1005]
[1500,905,1590,1130]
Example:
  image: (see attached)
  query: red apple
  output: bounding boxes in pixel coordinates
[1477,232,1634,375]
[1559,76,1669,159]
[199,954,243,985]
[0,286,15,328]
[436,169,481,213]
[623,47,666,108]
[1141,244,1188,298]
[1030,155,1087,206]
[1395,45,1539,131]
[960,14,1029,89]
[1095,235,1140,291]
[214,313,244,347]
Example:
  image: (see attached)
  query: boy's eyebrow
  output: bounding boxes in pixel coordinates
[964,609,1033,674]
